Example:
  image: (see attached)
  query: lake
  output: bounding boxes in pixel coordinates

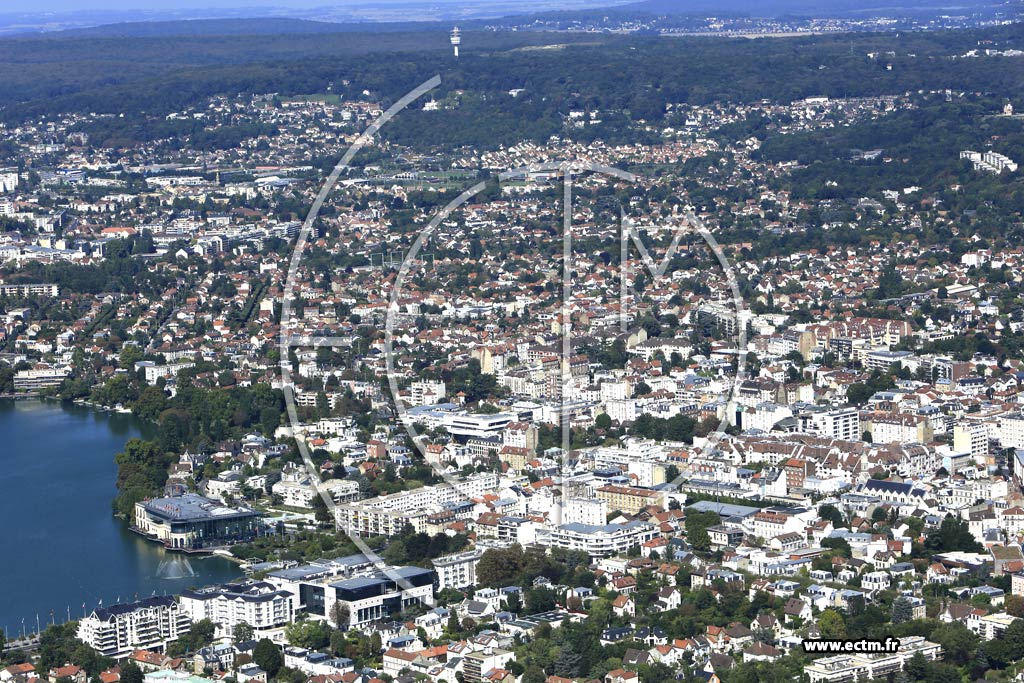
[0,398,241,638]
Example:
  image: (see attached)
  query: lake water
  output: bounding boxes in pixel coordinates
[0,399,241,638]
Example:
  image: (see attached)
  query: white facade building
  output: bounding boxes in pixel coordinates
[178,581,294,640]
[77,596,190,659]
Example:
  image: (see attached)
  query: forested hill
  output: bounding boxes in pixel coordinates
[0,20,1020,152]
[0,28,602,117]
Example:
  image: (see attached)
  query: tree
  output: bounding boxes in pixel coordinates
[120,663,144,683]
[891,596,914,624]
[311,494,333,524]
[685,510,720,552]
[284,620,330,649]
[233,623,254,643]
[930,622,978,666]
[119,343,143,370]
[253,639,283,678]
[552,648,582,678]
[905,651,930,682]
[818,609,846,639]
[521,665,545,683]
[925,515,982,553]
[818,504,845,529]
[330,601,350,630]
[476,545,528,587]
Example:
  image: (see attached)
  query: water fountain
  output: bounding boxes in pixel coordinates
[155,556,196,580]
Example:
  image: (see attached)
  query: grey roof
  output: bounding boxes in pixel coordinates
[687,501,761,518]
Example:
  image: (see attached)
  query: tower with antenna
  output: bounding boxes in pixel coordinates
[450,26,461,58]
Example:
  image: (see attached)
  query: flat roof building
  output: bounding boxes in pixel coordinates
[133,493,262,551]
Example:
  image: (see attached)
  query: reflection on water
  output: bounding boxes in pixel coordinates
[0,399,240,630]
[156,556,197,580]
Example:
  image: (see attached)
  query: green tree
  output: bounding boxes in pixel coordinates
[818,609,846,639]
[330,601,350,629]
[818,504,845,528]
[120,663,144,683]
[119,343,143,370]
[233,623,254,643]
[285,620,330,649]
[891,596,914,624]
[925,515,982,553]
[685,510,720,552]
[930,621,978,666]
[253,639,283,678]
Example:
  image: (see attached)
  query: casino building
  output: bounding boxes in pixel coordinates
[133,493,262,551]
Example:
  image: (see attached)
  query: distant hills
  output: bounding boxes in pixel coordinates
[1,0,1012,39]
[49,18,433,38]
[625,0,1007,15]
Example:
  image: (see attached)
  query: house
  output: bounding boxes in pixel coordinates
[743,642,783,662]
[654,587,682,612]
[750,613,781,637]
[783,598,811,624]
[621,649,652,668]
[48,667,86,683]
[612,576,637,594]
[601,627,634,645]
[612,594,635,618]
[2,664,36,683]
[605,670,639,683]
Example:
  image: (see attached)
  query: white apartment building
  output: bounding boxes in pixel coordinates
[869,413,929,445]
[13,366,71,390]
[743,511,805,541]
[0,171,18,193]
[810,407,860,442]
[970,612,1017,641]
[605,399,638,424]
[562,498,609,527]
[273,475,360,509]
[0,283,58,297]
[77,596,191,659]
[336,472,498,536]
[409,380,445,407]
[134,361,196,386]
[431,549,482,591]
[741,403,794,433]
[534,521,658,559]
[178,581,294,640]
[953,423,989,457]
[1000,414,1024,449]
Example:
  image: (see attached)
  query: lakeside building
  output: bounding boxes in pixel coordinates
[77,596,190,659]
[13,366,71,390]
[132,493,262,551]
[178,581,294,641]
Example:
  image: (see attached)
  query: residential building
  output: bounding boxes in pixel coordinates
[77,597,190,659]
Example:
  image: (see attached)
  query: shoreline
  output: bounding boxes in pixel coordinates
[2,399,243,626]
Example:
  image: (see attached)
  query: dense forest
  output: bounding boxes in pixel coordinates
[0,22,1021,151]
